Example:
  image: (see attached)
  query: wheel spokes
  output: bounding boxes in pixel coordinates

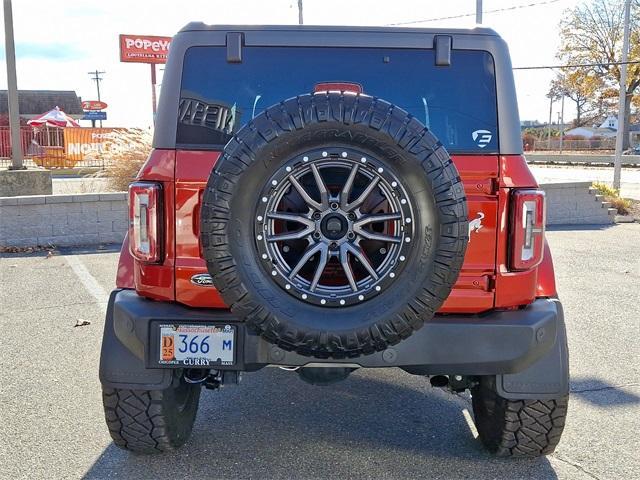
[354,229,402,244]
[260,154,410,303]
[309,244,329,292]
[340,164,359,209]
[353,212,402,227]
[344,176,380,212]
[339,244,358,292]
[343,243,379,281]
[352,212,403,244]
[289,242,325,279]
[289,175,322,211]
[266,212,315,242]
[310,163,330,210]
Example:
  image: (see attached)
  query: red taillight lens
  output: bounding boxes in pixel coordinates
[509,189,546,271]
[314,82,363,94]
[129,182,162,263]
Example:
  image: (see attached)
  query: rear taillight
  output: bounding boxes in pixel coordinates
[129,182,162,263]
[509,189,545,271]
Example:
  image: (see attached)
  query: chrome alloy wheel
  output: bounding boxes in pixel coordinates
[254,148,415,307]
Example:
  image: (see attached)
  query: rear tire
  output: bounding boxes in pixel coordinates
[102,373,201,454]
[471,376,568,457]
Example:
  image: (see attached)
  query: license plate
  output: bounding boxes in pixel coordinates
[158,324,234,366]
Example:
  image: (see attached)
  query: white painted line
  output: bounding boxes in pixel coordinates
[65,255,109,314]
[462,408,479,439]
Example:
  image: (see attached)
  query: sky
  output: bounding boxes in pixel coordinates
[0,0,583,128]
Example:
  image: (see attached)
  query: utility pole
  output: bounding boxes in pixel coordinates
[613,0,631,191]
[150,64,157,125]
[558,96,565,154]
[3,0,23,169]
[547,96,553,150]
[88,69,105,127]
[298,0,303,25]
[476,0,483,24]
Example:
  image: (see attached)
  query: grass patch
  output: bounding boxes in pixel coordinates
[94,129,152,192]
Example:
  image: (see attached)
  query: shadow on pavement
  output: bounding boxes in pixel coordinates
[571,377,640,407]
[0,244,121,259]
[84,368,558,479]
[546,224,615,232]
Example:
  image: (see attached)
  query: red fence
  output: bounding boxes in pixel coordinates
[0,126,113,168]
[527,137,617,152]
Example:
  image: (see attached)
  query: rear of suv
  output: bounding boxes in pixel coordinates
[100,24,569,457]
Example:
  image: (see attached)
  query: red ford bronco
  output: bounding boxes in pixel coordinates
[100,24,569,456]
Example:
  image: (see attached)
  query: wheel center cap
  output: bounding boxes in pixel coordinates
[321,213,348,240]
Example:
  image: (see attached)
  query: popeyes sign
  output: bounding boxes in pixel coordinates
[119,34,171,64]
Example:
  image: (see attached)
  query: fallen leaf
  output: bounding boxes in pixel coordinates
[74,319,91,327]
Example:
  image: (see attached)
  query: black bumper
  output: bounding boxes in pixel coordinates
[99,289,569,399]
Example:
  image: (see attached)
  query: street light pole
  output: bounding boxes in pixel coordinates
[3,0,23,170]
[476,0,483,24]
[298,0,303,25]
[613,0,631,191]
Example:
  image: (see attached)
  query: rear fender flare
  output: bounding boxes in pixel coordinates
[536,240,557,298]
[116,232,134,289]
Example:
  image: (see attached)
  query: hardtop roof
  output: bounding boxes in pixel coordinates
[178,23,500,38]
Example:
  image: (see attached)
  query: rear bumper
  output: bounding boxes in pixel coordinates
[100,289,568,399]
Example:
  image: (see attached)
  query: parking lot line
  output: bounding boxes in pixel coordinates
[65,255,109,313]
[462,408,479,439]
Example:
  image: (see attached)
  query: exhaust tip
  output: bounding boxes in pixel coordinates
[184,368,209,384]
[429,375,449,388]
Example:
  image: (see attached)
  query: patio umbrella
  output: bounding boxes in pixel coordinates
[27,106,80,128]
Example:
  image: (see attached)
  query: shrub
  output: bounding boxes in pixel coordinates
[608,197,633,215]
[592,181,619,198]
[96,129,152,192]
[592,182,632,215]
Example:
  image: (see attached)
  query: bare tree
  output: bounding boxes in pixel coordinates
[558,0,640,147]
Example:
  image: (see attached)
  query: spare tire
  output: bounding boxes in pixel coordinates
[200,92,468,359]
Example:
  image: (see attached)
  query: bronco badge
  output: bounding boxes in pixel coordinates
[190,273,214,287]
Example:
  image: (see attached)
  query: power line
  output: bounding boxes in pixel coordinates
[513,60,640,70]
[386,0,562,26]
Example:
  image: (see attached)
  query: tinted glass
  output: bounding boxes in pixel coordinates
[178,46,498,153]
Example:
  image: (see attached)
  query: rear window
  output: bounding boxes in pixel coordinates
[177,46,498,153]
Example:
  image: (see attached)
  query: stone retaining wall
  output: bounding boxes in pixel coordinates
[0,183,617,248]
[540,182,615,225]
[0,192,127,247]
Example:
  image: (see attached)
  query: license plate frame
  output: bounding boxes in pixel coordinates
[154,323,236,368]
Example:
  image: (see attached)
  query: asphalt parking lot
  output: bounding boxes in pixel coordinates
[1,224,639,479]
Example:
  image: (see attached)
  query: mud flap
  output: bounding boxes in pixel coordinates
[99,290,173,390]
[495,299,569,400]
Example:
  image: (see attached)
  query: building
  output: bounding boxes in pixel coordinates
[564,115,639,147]
[0,90,83,121]
[564,126,617,139]
[598,115,618,130]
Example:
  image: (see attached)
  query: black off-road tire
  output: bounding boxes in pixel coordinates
[471,376,569,457]
[201,92,468,359]
[102,375,201,454]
